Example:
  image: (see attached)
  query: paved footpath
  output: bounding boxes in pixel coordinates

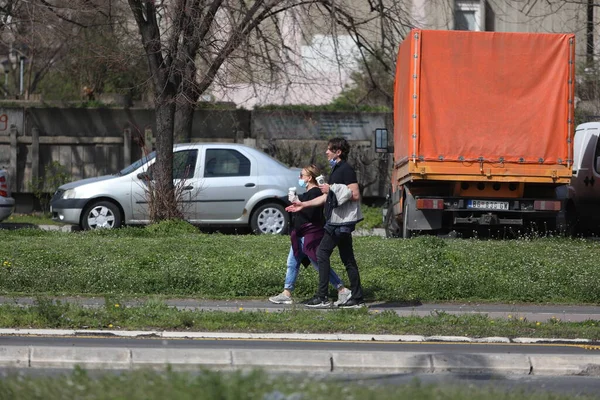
[2,296,599,322]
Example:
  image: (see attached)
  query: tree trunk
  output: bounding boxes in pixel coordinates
[174,101,195,143]
[152,92,180,221]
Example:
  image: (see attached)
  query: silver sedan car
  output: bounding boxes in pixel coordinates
[50,143,302,234]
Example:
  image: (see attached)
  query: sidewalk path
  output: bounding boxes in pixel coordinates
[1,296,598,323]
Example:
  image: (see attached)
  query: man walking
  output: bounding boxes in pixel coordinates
[286,137,365,308]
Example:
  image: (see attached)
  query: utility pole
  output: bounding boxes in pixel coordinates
[587,0,595,65]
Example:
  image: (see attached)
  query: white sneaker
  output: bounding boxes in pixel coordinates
[334,288,352,306]
[269,293,293,304]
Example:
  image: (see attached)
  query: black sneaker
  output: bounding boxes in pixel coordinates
[304,296,331,308]
[338,298,366,309]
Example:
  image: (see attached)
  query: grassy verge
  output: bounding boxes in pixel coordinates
[5,213,61,225]
[1,298,598,339]
[1,223,600,303]
[0,368,596,400]
[6,207,382,229]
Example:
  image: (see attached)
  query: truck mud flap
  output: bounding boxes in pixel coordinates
[454,214,523,225]
[405,199,442,231]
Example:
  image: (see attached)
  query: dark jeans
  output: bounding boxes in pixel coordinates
[316,229,363,301]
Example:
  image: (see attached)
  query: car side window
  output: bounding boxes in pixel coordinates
[204,149,251,177]
[145,150,197,180]
[173,150,198,179]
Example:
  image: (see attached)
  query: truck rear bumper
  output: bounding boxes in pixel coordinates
[408,195,562,229]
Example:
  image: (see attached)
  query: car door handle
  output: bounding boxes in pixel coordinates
[182,185,193,191]
[245,183,256,187]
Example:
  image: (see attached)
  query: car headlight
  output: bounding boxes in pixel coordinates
[62,189,78,199]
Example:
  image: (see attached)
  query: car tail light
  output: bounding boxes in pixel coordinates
[533,200,561,211]
[0,175,6,197]
[416,198,444,210]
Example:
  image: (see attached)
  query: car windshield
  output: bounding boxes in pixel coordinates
[117,151,156,176]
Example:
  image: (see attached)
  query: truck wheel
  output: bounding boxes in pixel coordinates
[564,203,579,237]
[250,203,289,235]
[82,201,122,230]
[402,199,412,239]
[384,202,401,238]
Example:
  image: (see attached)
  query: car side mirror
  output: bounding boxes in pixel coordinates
[374,128,392,153]
[137,172,151,181]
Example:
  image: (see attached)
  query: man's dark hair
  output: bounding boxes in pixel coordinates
[328,137,350,160]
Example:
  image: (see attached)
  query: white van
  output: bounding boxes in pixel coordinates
[557,122,600,233]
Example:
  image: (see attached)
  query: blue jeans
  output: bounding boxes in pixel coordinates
[284,236,343,291]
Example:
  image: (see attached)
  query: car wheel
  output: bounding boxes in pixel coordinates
[250,203,288,235]
[82,201,122,230]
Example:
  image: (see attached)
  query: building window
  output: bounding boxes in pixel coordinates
[455,0,484,31]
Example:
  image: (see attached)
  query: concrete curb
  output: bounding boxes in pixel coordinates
[1,345,599,375]
[0,328,596,344]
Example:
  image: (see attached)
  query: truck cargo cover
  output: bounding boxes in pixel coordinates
[394,30,575,165]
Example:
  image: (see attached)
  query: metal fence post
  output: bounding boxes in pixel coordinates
[9,124,17,191]
[31,127,39,191]
[123,128,131,168]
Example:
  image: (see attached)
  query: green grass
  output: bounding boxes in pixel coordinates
[7,209,383,229]
[6,213,61,225]
[1,368,590,400]
[1,297,598,339]
[2,224,600,303]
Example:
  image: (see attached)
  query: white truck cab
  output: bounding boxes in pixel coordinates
[559,122,600,233]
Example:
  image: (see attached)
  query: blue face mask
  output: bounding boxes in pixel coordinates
[329,158,337,168]
[298,179,307,188]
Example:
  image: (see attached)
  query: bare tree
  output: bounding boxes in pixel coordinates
[120,0,414,221]
[15,0,415,222]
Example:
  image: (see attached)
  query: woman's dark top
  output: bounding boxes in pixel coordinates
[292,187,325,229]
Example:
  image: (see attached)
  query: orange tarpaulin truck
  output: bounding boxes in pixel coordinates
[380,29,575,237]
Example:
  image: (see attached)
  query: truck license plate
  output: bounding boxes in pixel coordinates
[468,200,509,210]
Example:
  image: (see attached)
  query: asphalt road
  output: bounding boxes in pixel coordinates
[0,334,599,379]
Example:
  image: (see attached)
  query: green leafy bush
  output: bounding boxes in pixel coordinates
[29,161,72,213]
[358,205,383,230]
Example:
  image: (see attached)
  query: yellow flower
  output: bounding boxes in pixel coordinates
[519,317,524,321]
[536,322,541,326]
[114,304,120,308]
[239,307,244,311]
[508,314,512,319]
[108,324,113,328]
